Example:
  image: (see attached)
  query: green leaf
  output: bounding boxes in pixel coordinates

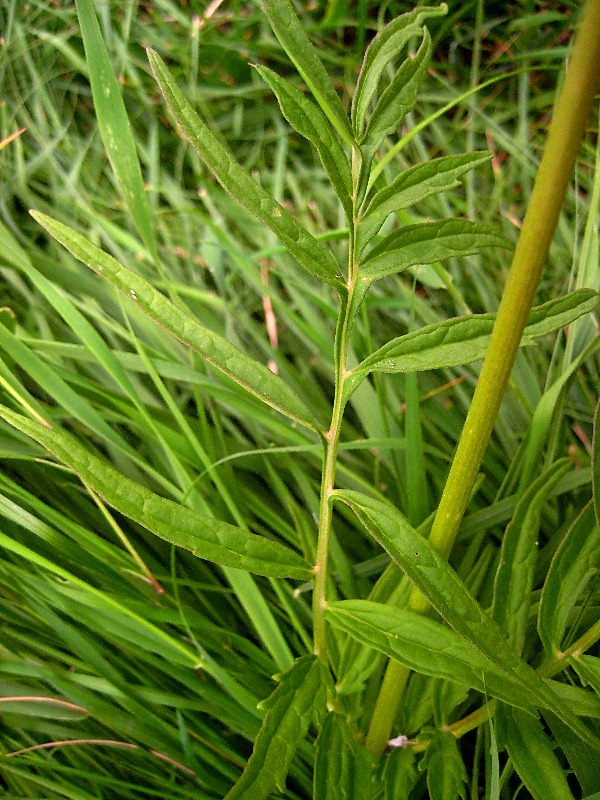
[314,712,375,800]
[421,733,467,800]
[325,600,539,711]
[496,705,576,800]
[358,152,491,251]
[0,407,313,580]
[254,65,352,219]
[363,28,432,150]
[351,5,447,138]
[360,219,507,282]
[547,713,600,796]
[333,489,600,750]
[345,290,598,400]
[538,502,600,657]
[30,211,321,433]
[225,655,328,800]
[74,0,157,261]
[491,459,570,654]
[146,49,342,290]
[571,655,600,695]
[382,748,417,800]
[593,397,600,527]
[260,0,354,147]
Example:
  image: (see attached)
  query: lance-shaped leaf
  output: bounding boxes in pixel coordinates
[491,460,570,655]
[344,289,598,400]
[261,0,354,147]
[314,713,376,800]
[30,211,321,433]
[422,734,467,800]
[225,655,328,800]
[75,0,157,262]
[538,502,600,657]
[254,65,352,219]
[496,705,576,800]
[326,600,540,711]
[363,29,432,150]
[333,488,600,751]
[147,49,342,290]
[358,152,490,251]
[352,4,447,137]
[0,407,313,580]
[360,218,507,282]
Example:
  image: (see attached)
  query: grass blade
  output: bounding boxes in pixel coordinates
[30,210,322,433]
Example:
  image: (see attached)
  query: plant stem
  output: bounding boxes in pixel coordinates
[366,0,600,755]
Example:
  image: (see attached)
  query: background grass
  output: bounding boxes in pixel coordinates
[0,1,598,797]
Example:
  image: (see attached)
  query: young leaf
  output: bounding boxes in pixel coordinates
[382,748,418,800]
[147,49,343,290]
[344,289,598,401]
[254,65,352,219]
[360,219,507,282]
[358,152,491,250]
[314,712,376,800]
[333,488,600,750]
[593,397,600,527]
[351,4,447,137]
[225,655,328,800]
[538,502,600,657]
[0,407,313,580]
[491,459,570,655]
[363,29,432,150]
[325,600,539,711]
[74,0,157,262]
[496,705,576,800]
[30,211,322,433]
[421,733,467,800]
[260,0,354,147]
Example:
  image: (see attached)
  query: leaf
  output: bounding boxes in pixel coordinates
[344,290,598,400]
[546,713,600,796]
[314,712,375,800]
[225,655,328,800]
[254,65,352,219]
[30,211,321,433]
[325,600,539,711]
[382,748,417,800]
[260,0,354,147]
[593,397,600,527]
[74,0,157,261]
[333,489,600,750]
[358,152,491,251]
[0,407,313,580]
[147,49,342,290]
[351,4,447,138]
[538,502,600,657]
[363,28,432,150]
[421,734,467,800]
[496,705,576,800]
[360,219,507,282]
[491,459,570,654]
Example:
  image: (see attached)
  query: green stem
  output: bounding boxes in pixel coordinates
[366,0,600,755]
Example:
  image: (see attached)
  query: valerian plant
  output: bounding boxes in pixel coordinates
[2,0,600,797]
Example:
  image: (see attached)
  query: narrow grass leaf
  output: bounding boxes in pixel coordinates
[351,4,447,137]
[344,290,597,400]
[30,211,321,433]
[0,407,313,580]
[359,153,490,250]
[254,65,352,218]
[314,712,375,800]
[74,0,156,261]
[325,600,538,711]
[147,49,342,290]
[224,655,328,800]
[364,29,432,150]
[333,489,600,750]
[422,733,467,800]
[260,0,354,146]
[538,502,600,657]
[496,705,576,800]
[360,219,507,282]
[491,459,570,654]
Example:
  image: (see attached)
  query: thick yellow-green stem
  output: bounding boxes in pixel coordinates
[366,0,600,756]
